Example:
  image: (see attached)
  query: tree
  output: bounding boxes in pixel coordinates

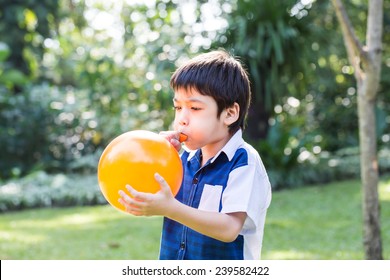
[331,0,383,259]
[217,0,313,141]
[0,0,62,79]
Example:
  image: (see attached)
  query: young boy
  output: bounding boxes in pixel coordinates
[118,50,271,260]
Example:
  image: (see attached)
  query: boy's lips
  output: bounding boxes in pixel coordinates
[179,133,188,143]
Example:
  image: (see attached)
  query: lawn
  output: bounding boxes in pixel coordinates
[0,177,389,260]
[263,176,390,259]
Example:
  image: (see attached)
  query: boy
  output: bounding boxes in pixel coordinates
[118,50,271,260]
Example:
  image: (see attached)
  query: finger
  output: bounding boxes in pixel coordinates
[118,189,130,202]
[118,189,145,208]
[129,210,144,216]
[118,197,143,215]
[118,196,145,213]
[154,173,172,194]
[125,184,148,201]
[169,139,182,151]
[118,197,132,208]
[159,131,180,142]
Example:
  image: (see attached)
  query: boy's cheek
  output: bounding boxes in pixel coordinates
[172,121,179,131]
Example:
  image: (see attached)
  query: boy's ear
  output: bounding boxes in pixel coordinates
[223,102,240,126]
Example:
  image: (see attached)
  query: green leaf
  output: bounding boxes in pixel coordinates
[0,42,10,62]
[271,30,284,64]
[0,69,28,85]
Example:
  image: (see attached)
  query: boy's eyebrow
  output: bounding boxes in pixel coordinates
[172,97,205,103]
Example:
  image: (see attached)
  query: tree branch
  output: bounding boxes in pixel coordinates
[331,0,370,80]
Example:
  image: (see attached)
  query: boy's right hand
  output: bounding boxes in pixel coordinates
[159,131,187,152]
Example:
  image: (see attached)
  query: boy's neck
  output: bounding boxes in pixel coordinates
[200,132,235,166]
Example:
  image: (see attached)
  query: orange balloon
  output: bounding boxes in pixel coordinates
[97,130,183,213]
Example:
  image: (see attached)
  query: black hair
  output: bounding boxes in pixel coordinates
[170,50,251,134]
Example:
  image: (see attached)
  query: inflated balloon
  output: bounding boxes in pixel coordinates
[97,130,183,213]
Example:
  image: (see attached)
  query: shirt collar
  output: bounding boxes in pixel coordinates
[185,129,244,162]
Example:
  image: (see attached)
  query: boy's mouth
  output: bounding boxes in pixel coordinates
[179,133,188,143]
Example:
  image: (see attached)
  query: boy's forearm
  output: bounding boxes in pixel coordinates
[165,199,246,243]
[119,176,246,243]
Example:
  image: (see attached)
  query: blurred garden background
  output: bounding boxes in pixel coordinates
[0,0,389,260]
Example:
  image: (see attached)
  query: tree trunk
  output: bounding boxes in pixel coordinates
[246,99,270,140]
[357,84,382,259]
[331,0,383,259]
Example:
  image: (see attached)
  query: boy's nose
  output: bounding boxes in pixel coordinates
[177,110,189,126]
[178,117,188,126]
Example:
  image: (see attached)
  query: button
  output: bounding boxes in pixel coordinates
[193,178,198,184]
[180,242,185,249]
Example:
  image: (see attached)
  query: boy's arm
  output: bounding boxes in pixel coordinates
[118,173,247,243]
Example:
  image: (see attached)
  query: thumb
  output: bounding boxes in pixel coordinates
[154,173,172,194]
[170,138,182,152]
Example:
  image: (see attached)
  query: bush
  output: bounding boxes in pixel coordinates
[267,147,390,189]
[0,83,106,179]
[251,118,390,189]
[0,81,172,180]
[0,171,106,212]
[1,147,389,212]
[0,87,54,178]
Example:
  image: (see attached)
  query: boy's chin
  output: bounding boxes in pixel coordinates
[182,143,198,151]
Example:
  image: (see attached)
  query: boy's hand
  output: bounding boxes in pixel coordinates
[118,173,176,217]
[159,131,186,152]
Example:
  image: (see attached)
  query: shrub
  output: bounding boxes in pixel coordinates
[0,171,106,212]
[0,83,106,179]
[267,147,390,189]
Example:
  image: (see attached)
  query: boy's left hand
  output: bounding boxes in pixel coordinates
[118,173,175,216]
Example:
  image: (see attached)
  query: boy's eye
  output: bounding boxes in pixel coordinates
[173,106,182,111]
[191,107,201,111]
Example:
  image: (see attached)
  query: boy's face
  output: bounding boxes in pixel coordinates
[173,87,235,151]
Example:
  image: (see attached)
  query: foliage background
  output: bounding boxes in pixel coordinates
[0,0,389,206]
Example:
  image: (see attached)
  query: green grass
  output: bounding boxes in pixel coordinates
[262,176,390,260]
[0,206,163,259]
[1,177,389,260]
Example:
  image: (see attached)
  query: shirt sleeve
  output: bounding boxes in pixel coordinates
[220,162,271,233]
